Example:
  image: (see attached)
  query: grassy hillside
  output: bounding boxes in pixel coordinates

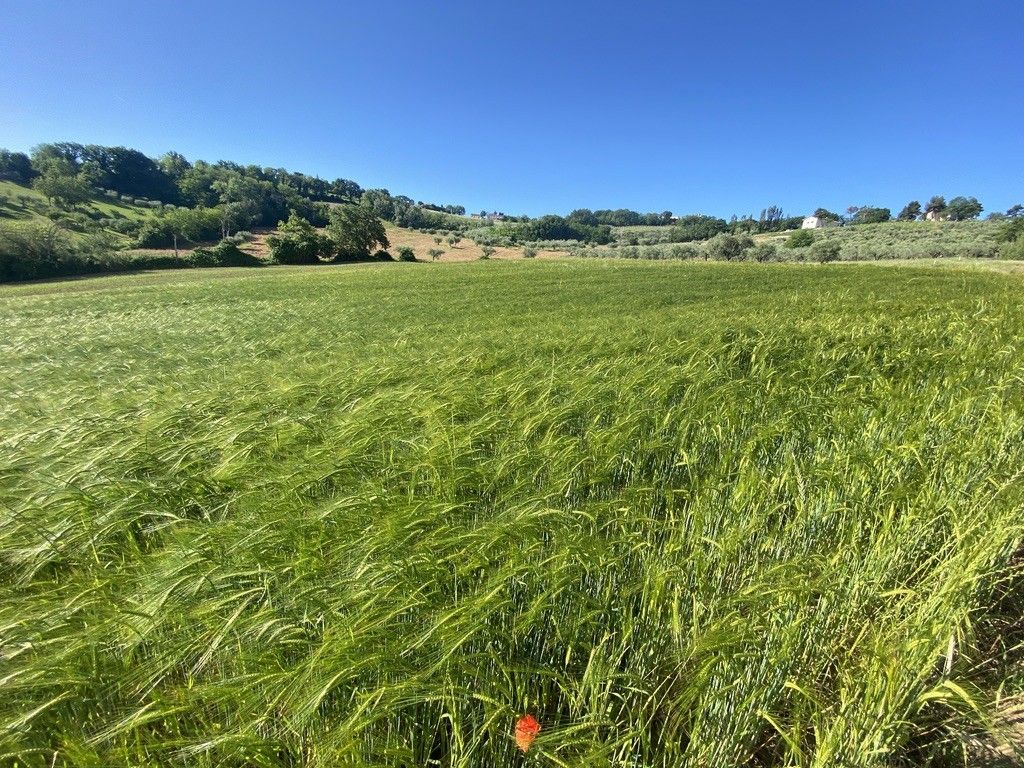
[608,219,1004,261]
[0,180,158,227]
[2,261,1022,766]
[384,224,569,261]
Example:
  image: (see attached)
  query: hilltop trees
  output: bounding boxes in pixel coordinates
[945,196,983,221]
[0,150,34,183]
[568,209,674,227]
[925,196,947,219]
[516,215,612,243]
[674,215,729,241]
[898,201,922,221]
[852,207,891,224]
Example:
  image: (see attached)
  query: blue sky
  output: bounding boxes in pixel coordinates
[1,0,1021,218]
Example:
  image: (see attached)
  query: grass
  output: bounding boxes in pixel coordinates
[1,260,1023,766]
[0,180,158,229]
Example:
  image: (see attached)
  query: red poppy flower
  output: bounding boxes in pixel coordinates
[515,714,540,752]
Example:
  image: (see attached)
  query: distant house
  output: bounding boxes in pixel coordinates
[924,210,945,222]
[802,215,840,229]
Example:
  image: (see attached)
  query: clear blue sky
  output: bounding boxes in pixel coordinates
[2,0,1021,218]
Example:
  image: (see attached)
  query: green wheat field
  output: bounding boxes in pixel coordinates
[2,260,1023,767]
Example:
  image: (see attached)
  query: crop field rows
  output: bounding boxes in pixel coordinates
[1,261,1023,766]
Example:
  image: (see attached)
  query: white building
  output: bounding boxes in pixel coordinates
[802,215,842,229]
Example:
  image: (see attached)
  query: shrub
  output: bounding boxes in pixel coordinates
[786,229,815,248]
[750,243,778,262]
[372,249,394,261]
[522,246,537,259]
[1000,238,1024,260]
[189,241,262,268]
[668,243,700,260]
[996,218,1024,244]
[427,248,444,261]
[267,212,329,264]
[705,233,754,261]
[0,221,77,281]
[480,246,496,260]
[811,240,842,263]
[397,246,417,262]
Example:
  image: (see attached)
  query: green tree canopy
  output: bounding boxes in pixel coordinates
[266,211,330,264]
[945,196,983,221]
[33,171,92,209]
[0,150,34,184]
[897,201,922,221]
[925,196,947,216]
[163,206,218,256]
[852,207,891,225]
[327,203,389,261]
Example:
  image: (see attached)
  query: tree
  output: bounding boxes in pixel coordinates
[479,246,496,260]
[219,200,258,238]
[786,229,815,248]
[330,177,363,201]
[925,196,947,219]
[266,211,329,264]
[0,150,34,183]
[397,246,417,262]
[813,208,842,223]
[427,248,444,262]
[897,201,922,221]
[30,142,83,177]
[945,196,983,221]
[996,218,1024,244]
[1007,204,1023,218]
[327,203,389,261]
[673,214,729,241]
[33,171,92,209]
[522,246,538,258]
[705,233,753,261]
[163,206,209,257]
[852,207,891,225]
[811,240,842,263]
[749,243,778,262]
[159,151,192,182]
